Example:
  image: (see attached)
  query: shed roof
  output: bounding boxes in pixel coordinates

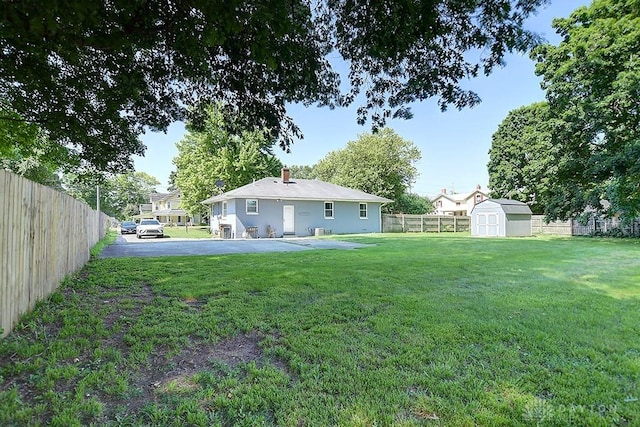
[201,178,392,204]
[476,199,532,215]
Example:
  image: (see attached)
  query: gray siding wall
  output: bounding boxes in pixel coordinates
[230,198,383,238]
[505,214,532,236]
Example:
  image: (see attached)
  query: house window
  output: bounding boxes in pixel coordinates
[359,203,368,219]
[222,201,228,217]
[475,194,482,204]
[167,202,171,209]
[437,200,442,207]
[246,199,258,214]
[324,201,334,219]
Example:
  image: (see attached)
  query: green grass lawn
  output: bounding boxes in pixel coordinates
[1,234,639,426]
[163,225,211,239]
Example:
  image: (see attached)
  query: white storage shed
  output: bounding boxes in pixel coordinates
[471,199,532,237]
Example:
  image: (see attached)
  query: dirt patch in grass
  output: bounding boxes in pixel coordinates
[101,284,155,330]
[115,330,289,417]
[1,279,289,424]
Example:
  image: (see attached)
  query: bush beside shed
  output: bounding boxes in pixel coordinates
[471,199,532,237]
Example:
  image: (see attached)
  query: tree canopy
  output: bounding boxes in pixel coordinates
[173,105,283,216]
[288,165,318,180]
[314,128,421,210]
[62,171,160,219]
[531,0,640,220]
[393,193,435,214]
[487,102,557,214]
[0,107,68,187]
[1,0,547,172]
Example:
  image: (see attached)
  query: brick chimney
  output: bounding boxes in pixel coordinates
[281,167,290,183]
[441,188,447,195]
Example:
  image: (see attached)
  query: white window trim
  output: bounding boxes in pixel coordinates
[246,199,259,215]
[324,201,334,219]
[359,202,368,219]
[221,201,228,218]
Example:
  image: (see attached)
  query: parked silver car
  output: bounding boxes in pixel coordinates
[136,219,164,239]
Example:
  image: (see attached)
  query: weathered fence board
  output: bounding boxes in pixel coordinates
[571,216,640,236]
[382,214,470,233]
[531,215,573,235]
[386,213,639,236]
[1,170,109,337]
[531,214,640,236]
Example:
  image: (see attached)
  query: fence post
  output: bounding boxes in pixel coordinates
[421,215,424,233]
[402,214,405,233]
[437,216,441,233]
[454,216,457,232]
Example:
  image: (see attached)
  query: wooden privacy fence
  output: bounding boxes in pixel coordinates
[384,213,639,236]
[531,215,640,236]
[571,216,640,236]
[383,214,470,233]
[531,215,573,235]
[0,170,109,337]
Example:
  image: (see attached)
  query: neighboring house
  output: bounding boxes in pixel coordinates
[139,203,152,216]
[471,199,532,237]
[201,168,392,239]
[432,185,489,216]
[138,190,201,225]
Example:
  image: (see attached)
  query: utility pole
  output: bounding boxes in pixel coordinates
[96,185,101,236]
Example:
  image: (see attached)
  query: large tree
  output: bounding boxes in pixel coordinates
[487,102,558,214]
[288,165,318,180]
[62,171,160,219]
[314,128,421,209]
[393,193,434,214]
[532,0,640,221]
[1,0,547,172]
[173,105,283,216]
[0,107,70,188]
[106,172,161,219]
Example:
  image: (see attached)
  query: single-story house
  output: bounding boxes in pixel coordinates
[432,185,489,216]
[201,168,392,239]
[471,199,532,237]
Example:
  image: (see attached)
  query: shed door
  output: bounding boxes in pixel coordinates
[477,213,499,236]
[487,213,499,236]
[477,214,487,235]
[283,205,295,234]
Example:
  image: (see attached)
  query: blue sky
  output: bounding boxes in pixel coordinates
[134,0,589,199]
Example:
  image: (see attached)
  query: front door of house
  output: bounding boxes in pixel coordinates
[283,205,295,234]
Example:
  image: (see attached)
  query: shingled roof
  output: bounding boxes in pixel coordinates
[484,199,533,214]
[201,178,392,204]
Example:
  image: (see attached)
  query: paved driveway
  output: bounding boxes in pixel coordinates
[99,235,371,258]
